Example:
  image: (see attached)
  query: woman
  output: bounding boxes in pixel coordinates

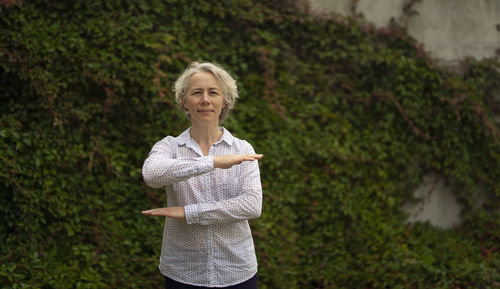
[141,62,263,289]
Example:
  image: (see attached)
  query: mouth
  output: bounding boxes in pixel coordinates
[197,109,214,113]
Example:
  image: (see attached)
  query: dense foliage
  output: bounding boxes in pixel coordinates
[1,0,499,288]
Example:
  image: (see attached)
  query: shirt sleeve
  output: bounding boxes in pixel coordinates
[184,142,263,225]
[142,136,215,188]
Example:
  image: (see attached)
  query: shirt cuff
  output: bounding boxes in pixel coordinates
[184,203,200,224]
[201,156,214,171]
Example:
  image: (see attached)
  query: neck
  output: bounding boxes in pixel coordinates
[190,121,222,148]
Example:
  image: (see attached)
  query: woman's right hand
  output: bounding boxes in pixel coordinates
[213,154,263,169]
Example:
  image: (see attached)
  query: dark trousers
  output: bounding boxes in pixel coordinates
[165,274,258,289]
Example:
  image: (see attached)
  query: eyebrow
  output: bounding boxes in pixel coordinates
[189,87,221,93]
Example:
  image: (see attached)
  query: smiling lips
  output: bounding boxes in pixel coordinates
[198,109,214,113]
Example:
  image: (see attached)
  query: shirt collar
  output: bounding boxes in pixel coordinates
[176,127,235,147]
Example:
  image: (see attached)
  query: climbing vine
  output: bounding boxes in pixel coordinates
[1,0,499,288]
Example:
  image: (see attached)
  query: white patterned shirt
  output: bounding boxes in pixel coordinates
[142,127,262,287]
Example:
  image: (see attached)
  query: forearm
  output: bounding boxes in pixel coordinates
[184,193,262,225]
[142,156,214,188]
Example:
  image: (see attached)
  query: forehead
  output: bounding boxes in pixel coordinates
[188,71,221,89]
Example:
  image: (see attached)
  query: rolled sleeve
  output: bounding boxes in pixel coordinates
[184,203,201,225]
[142,136,215,187]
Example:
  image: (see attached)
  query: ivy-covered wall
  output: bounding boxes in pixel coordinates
[1,0,499,288]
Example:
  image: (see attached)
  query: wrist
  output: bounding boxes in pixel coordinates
[213,156,220,169]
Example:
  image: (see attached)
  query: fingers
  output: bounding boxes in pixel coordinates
[142,207,186,219]
[249,153,264,159]
[141,208,165,216]
[241,154,264,161]
[231,154,263,166]
[214,154,263,169]
[142,210,154,215]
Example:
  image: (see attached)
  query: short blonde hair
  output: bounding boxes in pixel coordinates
[174,62,239,122]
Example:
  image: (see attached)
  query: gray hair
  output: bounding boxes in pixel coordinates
[174,62,239,122]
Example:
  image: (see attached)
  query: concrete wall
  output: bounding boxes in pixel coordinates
[308,0,500,228]
[401,174,463,228]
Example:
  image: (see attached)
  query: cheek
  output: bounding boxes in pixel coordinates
[183,98,193,109]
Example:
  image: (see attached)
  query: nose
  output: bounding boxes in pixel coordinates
[201,91,210,103]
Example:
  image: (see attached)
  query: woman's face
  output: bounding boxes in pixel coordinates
[183,71,225,125]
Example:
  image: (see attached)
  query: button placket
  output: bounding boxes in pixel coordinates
[207,144,215,285]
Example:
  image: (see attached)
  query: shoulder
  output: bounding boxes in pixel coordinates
[147,136,176,156]
[153,135,176,146]
[154,128,190,147]
[150,129,189,153]
[229,134,256,154]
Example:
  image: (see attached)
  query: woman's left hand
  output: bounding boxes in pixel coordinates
[142,207,186,219]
